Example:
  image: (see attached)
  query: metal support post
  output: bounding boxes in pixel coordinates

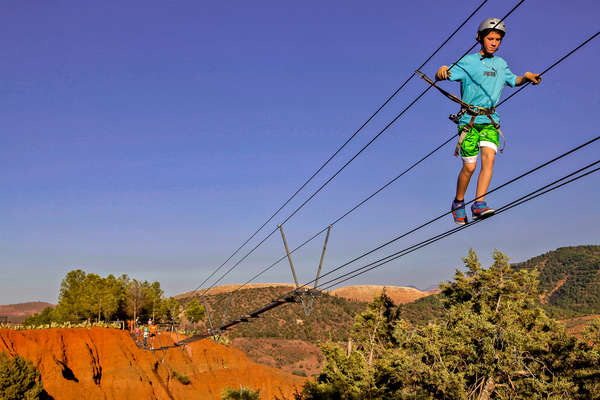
[221,292,233,326]
[201,297,221,343]
[314,225,331,290]
[278,224,333,316]
[279,224,300,288]
[303,225,332,316]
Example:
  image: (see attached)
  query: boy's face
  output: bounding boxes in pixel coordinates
[480,30,503,55]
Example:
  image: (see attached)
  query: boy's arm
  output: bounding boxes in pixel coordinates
[516,72,542,86]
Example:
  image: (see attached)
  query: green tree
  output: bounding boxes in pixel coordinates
[300,291,396,400]
[351,289,396,367]
[221,386,260,400]
[98,274,125,321]
[159,297,182,324]
[143,281,164,322]
[0,352,43,400]
[84,273,105,322]
[54,271,127,323]
[184,300,206,327]
[300,343,369,400]
[22,307,55,327]
[126,279,146,323]
[54,269,88,322]
[300,250,600,399]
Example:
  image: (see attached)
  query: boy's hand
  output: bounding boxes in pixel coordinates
[524,72,542,85]
[436,65,451,81]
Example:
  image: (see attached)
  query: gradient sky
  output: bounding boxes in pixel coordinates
[1,0,599,304]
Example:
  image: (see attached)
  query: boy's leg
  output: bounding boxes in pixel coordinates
[475,146,496,201]
[456,161,477,201]
[451,126,479,225]
[471,134,498,220]
[452,161,477,225]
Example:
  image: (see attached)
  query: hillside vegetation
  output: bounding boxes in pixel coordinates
[187,246,600,343]
[397,245,600,325]
[192,286,367,342]
[297,250,600,399]
[22,270,182,327]
[0,302,54,324]
[514,245,600,317]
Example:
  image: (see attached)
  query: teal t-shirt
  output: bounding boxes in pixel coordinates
[448,53,517,126]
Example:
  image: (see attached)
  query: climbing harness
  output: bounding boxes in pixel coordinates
[415,70,506,156]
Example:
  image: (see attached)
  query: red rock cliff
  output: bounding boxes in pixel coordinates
[0,328,303,400]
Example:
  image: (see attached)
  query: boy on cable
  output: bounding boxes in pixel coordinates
[435,18,542,225]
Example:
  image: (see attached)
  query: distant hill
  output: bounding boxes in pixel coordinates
[190,286,367,342]
[176,283,296,299]
[180,247,600,371]
[397,245,600,325]
[0,301,54,323]
[514,245,600,317]
[330,285,434,304]
[179,284,435,340]
[184,285,429,373]
[396,293,445,325]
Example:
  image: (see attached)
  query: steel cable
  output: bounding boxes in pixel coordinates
[188,0,493,296]
[317,160,600,291]
[230,25,600,298]
[197,1,527,297]
[177,159,599,350]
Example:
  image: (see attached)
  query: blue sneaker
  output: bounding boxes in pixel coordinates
[471,201,495,220]
[451,200,467,225]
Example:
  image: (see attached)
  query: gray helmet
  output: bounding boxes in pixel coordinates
[478,18,506,37]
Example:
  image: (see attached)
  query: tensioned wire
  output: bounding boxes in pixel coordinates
[497,30,600,108]
[214,130,597,322]
[213,134,456,322]
[173,158,599,349]
[188,0,492,296]
[291,24,600,292]
[196,0,527,298]
[214,16,595,307]
[317,160,600,291]
[292,135,600,293]
[153,159,598,351]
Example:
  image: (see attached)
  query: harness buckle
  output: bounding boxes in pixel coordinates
[449,108,466,125]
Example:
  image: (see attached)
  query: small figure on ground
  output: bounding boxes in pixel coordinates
[435,18,541,225]
[143,327,149,347]
[149,323,158,349]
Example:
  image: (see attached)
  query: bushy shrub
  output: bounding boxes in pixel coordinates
[0,352,44,399]
[299,250,600,399]
[221,386,260,400]
[7,321,122,330]
[172,370,190,385]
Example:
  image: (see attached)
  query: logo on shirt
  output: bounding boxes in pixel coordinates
[484,71,496,77]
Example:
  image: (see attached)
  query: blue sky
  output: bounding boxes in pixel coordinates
[1,0,599,304]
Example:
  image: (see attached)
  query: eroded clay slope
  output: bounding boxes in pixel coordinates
[0,327,303,400]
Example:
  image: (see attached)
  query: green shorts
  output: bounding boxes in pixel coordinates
[458,124,500,163]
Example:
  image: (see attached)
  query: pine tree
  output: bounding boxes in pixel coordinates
[0,352,43,400]
[184,300,206,328]
[299,250,600,399]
